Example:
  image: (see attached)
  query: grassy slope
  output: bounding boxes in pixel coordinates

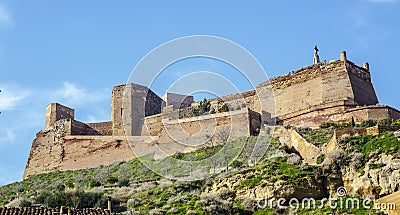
[1,132,396,214]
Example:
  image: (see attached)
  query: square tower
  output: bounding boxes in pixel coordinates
[111,83,164,136]
[45,103,74,130]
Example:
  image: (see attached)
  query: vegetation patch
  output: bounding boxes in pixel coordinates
[295,127,334,146]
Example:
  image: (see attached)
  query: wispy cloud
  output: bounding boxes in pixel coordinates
[0,82,110,146]
[0,85,31,111]
[52,82,109,108]
[0,4,13,27]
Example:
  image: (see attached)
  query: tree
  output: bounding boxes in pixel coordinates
[218,103,230,113]
[192,99,211,116]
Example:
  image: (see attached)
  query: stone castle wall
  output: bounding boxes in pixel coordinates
[188,60,380,126]
[153,109,260,159]
[346,62,378,106]
[60,136,144,171]
[86,121,113,136]
[24,119,71,178]
[24,53,400,178]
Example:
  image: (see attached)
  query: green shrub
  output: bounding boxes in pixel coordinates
[231,160,244,168]
[378,118,392,126]
[295,127,333,146]
[239,176,262,189]
[218,103,230,113]
[20,199,32,207]
[316,154,325,164]
[392,119,400,126]
[192,98,211,116]
[360,119,377,128]
[118,178,130,187]
[320,122,337,128]
[86,178,101,188]
[105,176,118,184]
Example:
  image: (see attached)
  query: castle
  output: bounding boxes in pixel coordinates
[23,49,400,179]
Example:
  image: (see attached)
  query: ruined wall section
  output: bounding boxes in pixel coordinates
[23,119,71,179]
[191,90,260,114]
[60,136,143,171]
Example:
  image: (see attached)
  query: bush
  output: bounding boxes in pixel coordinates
[118,178,130,187]
[316,154,325,164]
[192,99,211,116]
[231,160,244,168]
[320,122,337,129]
[392,119,400,126]
[378,118,392,126]
[20,199,32,207]
[86,178,101,188]
[105,176,118,184]
[218,103,230,113]
[360,119,377,128]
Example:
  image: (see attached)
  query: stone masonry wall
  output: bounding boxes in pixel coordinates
[347,62,378,106]
[45,103,74,130]
[151,109,260,159]
[112,84,164,136]
[71,120,102,136]
[23,119,72,179]
[86,121,112,136]
[61,136,137,171]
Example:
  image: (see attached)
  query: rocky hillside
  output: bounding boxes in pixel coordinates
[1,131,399,214]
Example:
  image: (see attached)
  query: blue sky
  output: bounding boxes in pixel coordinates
[0,0,399,185]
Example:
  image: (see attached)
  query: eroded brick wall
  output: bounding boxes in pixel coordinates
[23,119,72,179]
[60,136,139,171]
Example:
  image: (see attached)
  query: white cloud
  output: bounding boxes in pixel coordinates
[0,4,13,27]
[52,82,109,108]
[0,82,110,185]
[0,85,31,111]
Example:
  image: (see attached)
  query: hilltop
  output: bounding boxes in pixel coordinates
[2,127,400,214]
